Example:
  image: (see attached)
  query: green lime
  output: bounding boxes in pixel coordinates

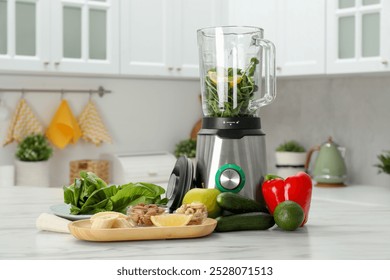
[274,200,305,231]
[182,188,222,218]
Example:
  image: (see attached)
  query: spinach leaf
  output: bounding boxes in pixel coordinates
[79,197,113,214]
[109,182,166,213]
[69,205,81,215]
[63,172,167,215]
[63,178,82,206]
[81,188,109,209]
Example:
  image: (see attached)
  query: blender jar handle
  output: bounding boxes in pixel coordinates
[252,38,276,108]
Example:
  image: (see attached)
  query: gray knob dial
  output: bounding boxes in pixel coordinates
[219,169,241,190]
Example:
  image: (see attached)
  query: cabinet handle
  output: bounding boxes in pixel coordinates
[381,60,388,65]
[176,67,182,71]
[276,66,282,71]
[168,67,173,71]
[43,61,50,66]
[54,62,60,66]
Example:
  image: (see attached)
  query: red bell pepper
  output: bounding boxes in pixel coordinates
[262,172,312,226]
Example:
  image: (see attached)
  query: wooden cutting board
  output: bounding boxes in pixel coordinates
[190,95,202,139]
[190,118,202,139]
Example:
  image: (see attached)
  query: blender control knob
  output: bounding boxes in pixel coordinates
[215,164,246,193]
[220,169,240,190]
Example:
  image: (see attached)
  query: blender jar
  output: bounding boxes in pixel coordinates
[197,26,276,118]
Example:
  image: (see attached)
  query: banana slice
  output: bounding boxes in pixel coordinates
[91,214,118,229]
[91,211,127,220]
[113,218,133,228]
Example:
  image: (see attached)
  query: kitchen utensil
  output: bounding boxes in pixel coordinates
[195,26,276,203]
[190,118,202,139]
[305,137,347,186]
[166,156,194,212]
[190,94,202,139]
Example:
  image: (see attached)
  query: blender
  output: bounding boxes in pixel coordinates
[166,26,276,212]
[195,26,276,204]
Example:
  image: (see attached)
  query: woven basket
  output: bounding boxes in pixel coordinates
[69,160,110,184]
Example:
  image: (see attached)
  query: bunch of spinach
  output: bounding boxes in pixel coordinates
[63,171,167,215]
[204,57,259,117]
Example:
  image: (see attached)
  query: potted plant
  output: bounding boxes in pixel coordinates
[174,139,196,158]
[374,151,390,175]
[174,138,197,168]
[15,134,53,187]
[275,140,307,178]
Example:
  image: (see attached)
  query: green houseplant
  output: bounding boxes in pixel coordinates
[174,139,197,158]
[276,140,306,153]
[275,140,307,178]
[16,134,53,162]
[375,151,390,175]
[15,134,53,187]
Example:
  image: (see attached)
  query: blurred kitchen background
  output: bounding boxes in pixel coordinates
[0,0,389,187]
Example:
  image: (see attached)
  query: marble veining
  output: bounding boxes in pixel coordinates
[0,185,389,260]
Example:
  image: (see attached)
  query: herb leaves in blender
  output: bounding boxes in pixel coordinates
[204,57,259,117]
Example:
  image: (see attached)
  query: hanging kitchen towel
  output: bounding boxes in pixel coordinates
[46,99,81,149]
[78,100,112,146]
[3,98,44,146]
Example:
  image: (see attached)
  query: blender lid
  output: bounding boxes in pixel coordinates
[165,156,194,213]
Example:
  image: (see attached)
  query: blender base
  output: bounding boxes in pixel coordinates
[195,119,268,205]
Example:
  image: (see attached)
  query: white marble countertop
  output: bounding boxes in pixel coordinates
[0,184,389,260]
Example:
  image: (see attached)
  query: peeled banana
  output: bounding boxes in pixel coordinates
[90,212,133,229]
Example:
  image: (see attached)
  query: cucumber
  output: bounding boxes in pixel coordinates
[215,212,275,232]
[216,192,268,214]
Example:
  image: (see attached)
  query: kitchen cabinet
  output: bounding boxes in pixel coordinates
[276,0,326,76]
[228,0,278,48]
[0,0,119,74]
[0,0,50,72]
[227,0,326,77]
[50,0,120,74]
[3,0,389,78]
[326,0,390,74]
[120,0,227,78]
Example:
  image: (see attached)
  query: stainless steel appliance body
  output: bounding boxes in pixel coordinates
[196,134,267,202]
[195,117,267,204]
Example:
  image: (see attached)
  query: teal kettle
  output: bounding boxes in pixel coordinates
[305,137,347,186]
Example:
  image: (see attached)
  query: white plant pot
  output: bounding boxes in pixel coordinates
[275,167,306,178]
[15,160,50,187]
[275,152,307,166]
[275,152,307,178]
